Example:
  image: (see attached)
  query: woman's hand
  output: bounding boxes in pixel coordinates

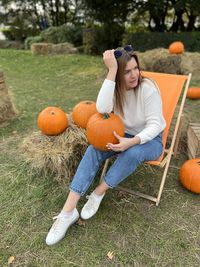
[103,50,118,70]
[103,50,118,81]
[106,131,141,152]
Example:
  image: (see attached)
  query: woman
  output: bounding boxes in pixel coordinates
[46,45,166,246]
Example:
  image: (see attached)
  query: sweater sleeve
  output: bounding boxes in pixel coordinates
[135,80,166,144]
[96,79,115,113]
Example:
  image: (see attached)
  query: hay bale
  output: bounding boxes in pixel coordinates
[152,55,182,74]
[31,43,53,55]
[0,71,16,124]
[136,48,169,70]
[21,122,89,185]
[31,42,78,55]
[185,52,200,81]
[51,42,78,55]
[137,48,193,74]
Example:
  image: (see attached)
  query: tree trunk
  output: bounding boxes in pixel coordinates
[55,0,60,26]
[170,9,185,32]
[49,0,55,26]
[63,0,69,24]
[187,12,197,31]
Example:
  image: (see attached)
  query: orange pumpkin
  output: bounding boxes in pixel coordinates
[169,41,184,54]
[187,87,200,100]
[72,100,97,129]
[37,106,68,136]
[86,113,125,151]
[179,158,200,193]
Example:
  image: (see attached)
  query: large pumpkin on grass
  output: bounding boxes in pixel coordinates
[37,106,68,136]
[72,101,97,129]
[169,41,184,54]
[86,113,125,151]
[187,87,200,100]
[179,158,200,193]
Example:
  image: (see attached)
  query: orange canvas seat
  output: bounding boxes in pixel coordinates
[100,71,192,206]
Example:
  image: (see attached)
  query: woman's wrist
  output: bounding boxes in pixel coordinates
[106,68,117,81]
[131,136,141,146]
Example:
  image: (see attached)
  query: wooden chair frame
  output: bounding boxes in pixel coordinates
[100,71,192,206]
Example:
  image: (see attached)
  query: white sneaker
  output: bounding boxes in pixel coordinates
[81,192,105,220]
[46,208,79,246]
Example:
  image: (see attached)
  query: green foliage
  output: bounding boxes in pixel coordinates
[82,0,132,54]
[40,26,62,43]
[24,24,83,50]
[3,27,39,42]
[130,0,200,32]
[24,35,43,50]
[83,0,132,23]
[2,8,40,42]
[40,24,83,46]
[83,23,124,54]
[124,32,200,52]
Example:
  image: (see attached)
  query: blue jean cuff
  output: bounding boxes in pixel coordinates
[69,187,84,197]
[103,177,115,189]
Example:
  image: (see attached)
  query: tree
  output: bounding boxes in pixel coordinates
[34,0,84,27]
[83,0,134,48]
[134,0,200,32]
[0,0,85,40]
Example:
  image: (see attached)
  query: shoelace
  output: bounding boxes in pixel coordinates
[50,216,64,234]
[85,195,97,211]
[53,213,70,220]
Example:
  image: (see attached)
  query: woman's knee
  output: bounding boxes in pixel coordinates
[85,145,100,159]
[86,145,116,162]
[126,142,162,162]
[122,146,144,164]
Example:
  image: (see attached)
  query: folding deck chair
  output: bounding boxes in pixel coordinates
[100,71,192,206]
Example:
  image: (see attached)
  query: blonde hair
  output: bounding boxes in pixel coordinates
[114,48,142,116]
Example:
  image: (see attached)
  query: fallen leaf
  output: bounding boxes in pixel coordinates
[107,251,114,260]
[8,256,15,265]
[76,219,86,226]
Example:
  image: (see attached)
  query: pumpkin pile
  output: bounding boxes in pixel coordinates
[72,101,125,151]
[22,100,125,184]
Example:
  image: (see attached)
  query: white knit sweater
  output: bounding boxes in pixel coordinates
[96,78,166,144]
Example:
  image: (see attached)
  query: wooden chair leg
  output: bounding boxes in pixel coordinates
[100,159,109,183]
[173,114,184,157]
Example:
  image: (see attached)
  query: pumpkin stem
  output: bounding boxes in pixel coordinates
[103,113,110,119]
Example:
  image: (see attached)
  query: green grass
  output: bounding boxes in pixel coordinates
[0,49,200,267]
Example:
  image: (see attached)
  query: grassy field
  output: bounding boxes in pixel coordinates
[0,49,200,267]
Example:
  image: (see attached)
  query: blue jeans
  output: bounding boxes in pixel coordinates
[69,133,163,196]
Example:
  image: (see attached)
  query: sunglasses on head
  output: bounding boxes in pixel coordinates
[114,45,133,58]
